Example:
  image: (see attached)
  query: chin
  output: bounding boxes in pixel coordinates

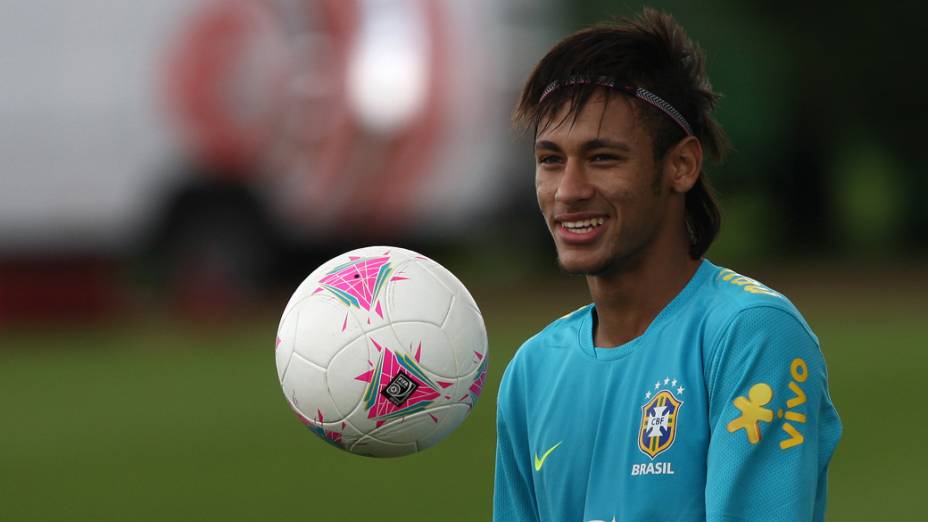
[556,250,614,276]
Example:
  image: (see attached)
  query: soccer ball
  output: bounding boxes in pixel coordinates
[275,246,489,457]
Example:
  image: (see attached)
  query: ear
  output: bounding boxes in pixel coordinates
[663,136,702,193]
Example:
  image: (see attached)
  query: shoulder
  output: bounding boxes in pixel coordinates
[498,304,590,397]
[697,261,816,348]
[524,303,589,349]
[696,262,826,394]
[507,303,589,369]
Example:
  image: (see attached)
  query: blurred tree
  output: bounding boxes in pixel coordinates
[561,0,928,258]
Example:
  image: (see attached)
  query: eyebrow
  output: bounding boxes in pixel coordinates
[534,140,561,152]
[582,138,631,153]
[534,138,631,153]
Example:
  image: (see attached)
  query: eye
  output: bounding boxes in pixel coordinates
[591,153,620,162]
[536,154,563,166]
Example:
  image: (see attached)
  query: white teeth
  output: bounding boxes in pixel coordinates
[561,217,605,232]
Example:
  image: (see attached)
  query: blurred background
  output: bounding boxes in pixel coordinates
[0,0,924,520]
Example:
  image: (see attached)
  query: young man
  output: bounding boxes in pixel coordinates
[494,9,841,522]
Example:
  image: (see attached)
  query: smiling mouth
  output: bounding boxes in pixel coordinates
[559,217,605,234]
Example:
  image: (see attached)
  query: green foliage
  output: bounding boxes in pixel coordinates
[556,0,925,255]
[707,192,774,264]
[832,137,904,252]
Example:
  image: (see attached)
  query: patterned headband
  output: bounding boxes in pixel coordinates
[538,75,694,136]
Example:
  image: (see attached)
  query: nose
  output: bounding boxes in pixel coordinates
[555,160,594,204]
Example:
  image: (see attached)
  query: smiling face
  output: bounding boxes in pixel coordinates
[535,92,678,276]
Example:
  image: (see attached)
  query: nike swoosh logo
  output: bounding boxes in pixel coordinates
[533,441,562,471]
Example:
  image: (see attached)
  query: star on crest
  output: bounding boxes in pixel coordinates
[643,377,685,397]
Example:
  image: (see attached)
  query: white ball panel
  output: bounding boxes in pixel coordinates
[335,419,364,447]
[389,321,458,379]
[281,353,343,423]
[349,436,418,458]
[292,295,364,367]
[383,258,452,327]
[362,324,405,352]
[314,418,364,449]
[460,353,489,387]
[326,336,374,419]
[416,257,481,313]
[417,403,472,450]
[445,375,474,405]
[364,408,443,444]
[275,306,299,382]
[443,300,488,376]
[345,405,377,436]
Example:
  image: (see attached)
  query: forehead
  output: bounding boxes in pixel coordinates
[536,91,646,145]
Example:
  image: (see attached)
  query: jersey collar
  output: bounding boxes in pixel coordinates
[578,259,717,361]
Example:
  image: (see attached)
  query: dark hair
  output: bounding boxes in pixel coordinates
[514,8,729,259]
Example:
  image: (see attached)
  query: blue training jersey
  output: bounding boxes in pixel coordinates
[494,259,842,522]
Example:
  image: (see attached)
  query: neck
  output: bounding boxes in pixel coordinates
[587,231,701,348]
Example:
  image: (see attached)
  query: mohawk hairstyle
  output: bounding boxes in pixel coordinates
[514,8,730,259]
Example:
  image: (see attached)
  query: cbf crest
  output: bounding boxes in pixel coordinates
[638,378,685,459]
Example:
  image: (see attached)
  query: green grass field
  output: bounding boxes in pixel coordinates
[1,273,924,521]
